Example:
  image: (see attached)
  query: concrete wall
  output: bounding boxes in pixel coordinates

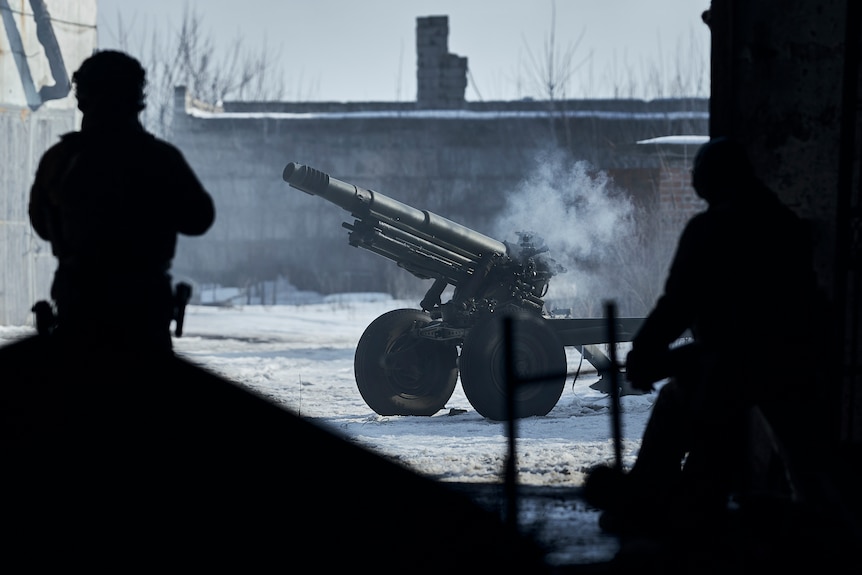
[170,90,708,312]
[0,6,709,324]
[706,0,860,442]
[0,0,96,326]
[164,14,708,313]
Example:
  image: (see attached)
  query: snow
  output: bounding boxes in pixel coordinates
[6,286,860,569]
[636,134,710,145]
[0,287,652,488]
[189,107,709,122]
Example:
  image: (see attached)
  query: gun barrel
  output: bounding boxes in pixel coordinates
[283,162,507,262]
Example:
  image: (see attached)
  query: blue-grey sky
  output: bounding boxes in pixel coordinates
[96,0,711,102]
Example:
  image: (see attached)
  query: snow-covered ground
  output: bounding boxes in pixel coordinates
[7,288,860,569]
[165,289,653,488]
[0,289,652,487]
[0,288,655,565]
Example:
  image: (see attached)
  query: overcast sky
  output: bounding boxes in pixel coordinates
[96,0,711,102]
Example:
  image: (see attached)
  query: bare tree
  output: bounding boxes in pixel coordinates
[104,4,287,139]
[521,0,591,103]
[517,1,593,151]
[603,25,709,100]
[510,5,707,318]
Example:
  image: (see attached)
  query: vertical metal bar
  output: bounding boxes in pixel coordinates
[503,315,518,534]
[605,301,623,472]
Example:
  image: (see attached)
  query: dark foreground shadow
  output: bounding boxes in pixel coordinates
[5,333,860,574]
[1,335,549,572]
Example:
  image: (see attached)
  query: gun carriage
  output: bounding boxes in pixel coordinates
[283,162,642,420]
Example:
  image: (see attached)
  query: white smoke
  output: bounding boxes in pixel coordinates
[491,148,640,317]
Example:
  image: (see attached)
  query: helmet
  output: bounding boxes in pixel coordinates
[72,50,146,115]
[691,136,756,203]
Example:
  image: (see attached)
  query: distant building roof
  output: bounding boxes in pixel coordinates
[188,108,709,122]
[637,135,709,145]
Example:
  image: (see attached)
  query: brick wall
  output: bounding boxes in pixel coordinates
[416,16,467,109]
[659,164,706,231]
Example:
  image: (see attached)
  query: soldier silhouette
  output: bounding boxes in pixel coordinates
[28,49,215,358]
[3,50,558,574]
[583,137,829,538]
[0,49,218,452]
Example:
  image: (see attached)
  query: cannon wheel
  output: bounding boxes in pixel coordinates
[459,312,567,421]
[355,309,459,416]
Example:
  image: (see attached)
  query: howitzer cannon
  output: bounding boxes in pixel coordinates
[283,162,643,420]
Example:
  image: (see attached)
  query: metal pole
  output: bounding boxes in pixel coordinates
[503,315,518,534]
[605,301,624,472]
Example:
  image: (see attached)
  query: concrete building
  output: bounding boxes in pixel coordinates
[1,8,708,324]
[0,0,95,326]
[1,9,707,324]
[168,16,709,315]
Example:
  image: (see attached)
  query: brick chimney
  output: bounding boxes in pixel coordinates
[416,16,467,109]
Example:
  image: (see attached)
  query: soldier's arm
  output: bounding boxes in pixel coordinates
[631,217,706,350]
[28,145,66,241]
[164,146,216,236]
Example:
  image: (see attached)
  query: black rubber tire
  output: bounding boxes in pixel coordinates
[459,312,567,421]
[355,309,458,416]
